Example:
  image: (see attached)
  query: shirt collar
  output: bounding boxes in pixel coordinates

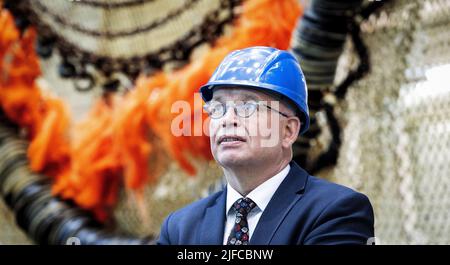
[225,164,291,214]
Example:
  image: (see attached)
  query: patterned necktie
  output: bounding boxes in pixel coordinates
[226,197,257,245]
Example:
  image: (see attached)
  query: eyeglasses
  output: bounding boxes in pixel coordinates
[203,100,290,119]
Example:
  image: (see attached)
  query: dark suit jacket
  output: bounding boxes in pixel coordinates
[157,161,374,245]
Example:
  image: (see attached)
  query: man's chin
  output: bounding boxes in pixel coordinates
[217,155,249,168]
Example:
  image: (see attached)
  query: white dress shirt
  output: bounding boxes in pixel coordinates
[223,164,291,244]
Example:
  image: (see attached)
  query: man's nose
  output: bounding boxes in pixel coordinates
[221,105,240,128]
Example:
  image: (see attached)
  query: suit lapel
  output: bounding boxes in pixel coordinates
[199,188,227,244]
[250,161,309,245]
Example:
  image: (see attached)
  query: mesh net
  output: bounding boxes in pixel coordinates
[322,0,450,244]
[30,0,231,58]
[1,0,450,244]
[112,0,450,243]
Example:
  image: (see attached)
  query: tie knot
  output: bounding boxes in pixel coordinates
[232,197,256,216]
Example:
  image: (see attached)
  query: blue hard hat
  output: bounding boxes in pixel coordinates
[199,46,310,135]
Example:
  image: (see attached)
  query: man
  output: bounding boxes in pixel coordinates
[157,46,374,245]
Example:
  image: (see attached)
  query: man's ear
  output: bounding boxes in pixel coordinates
[282,117,301,148]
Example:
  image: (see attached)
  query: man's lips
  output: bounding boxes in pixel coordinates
[217,135,247,145]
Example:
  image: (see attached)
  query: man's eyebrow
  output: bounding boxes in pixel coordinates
[241,94,259,101]
[212,94,260,102]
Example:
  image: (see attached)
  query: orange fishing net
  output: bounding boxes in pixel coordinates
[0,0,302,221]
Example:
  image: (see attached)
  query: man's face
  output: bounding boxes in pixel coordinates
[207,87,292,169]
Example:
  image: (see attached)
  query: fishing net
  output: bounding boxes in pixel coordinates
[1,0,449,245]
[322,0,450,244]
[0,0,300,243]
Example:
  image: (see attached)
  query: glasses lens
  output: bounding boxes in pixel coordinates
[205,101,225,119]
[237,101,257,118]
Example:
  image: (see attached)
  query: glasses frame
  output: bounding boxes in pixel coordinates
[203,100,291,119]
